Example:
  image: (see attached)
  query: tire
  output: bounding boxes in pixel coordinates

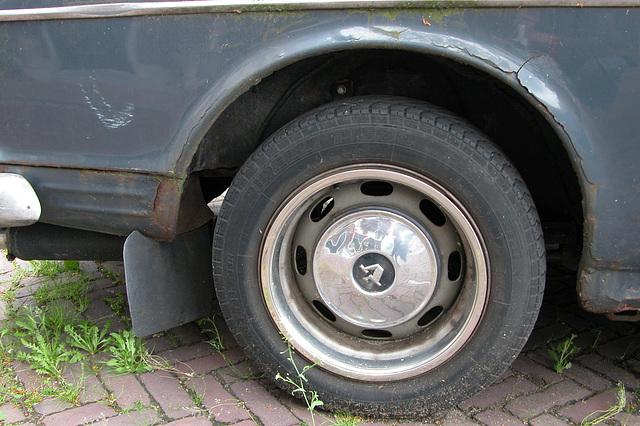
[213,97,545,417]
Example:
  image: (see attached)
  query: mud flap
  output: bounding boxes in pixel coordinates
[124,223,214,337]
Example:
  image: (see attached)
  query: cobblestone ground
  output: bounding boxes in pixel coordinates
[0,255,639,426]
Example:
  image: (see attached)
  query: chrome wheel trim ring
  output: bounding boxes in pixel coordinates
[260,165,488,381]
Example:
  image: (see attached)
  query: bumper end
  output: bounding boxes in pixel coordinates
[0,173,41,228]
[0,173,41,251]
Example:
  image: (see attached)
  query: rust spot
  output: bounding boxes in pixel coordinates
[150,179,183,240]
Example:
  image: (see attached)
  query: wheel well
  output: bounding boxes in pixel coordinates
[191,49,583,255]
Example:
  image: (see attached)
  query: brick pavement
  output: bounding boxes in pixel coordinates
[0,257,639,425]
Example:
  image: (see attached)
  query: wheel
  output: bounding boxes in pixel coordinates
[213,97,545,417]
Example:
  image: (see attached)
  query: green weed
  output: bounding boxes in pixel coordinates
[198,315,227,352]
[12,260,70,281]
[42,302,80,336]
[188,380,206,406]
[581,383,626,426]
[199,315,260,379]
[17,333,82,378]
[589,330,602,352]
[548,333,580,373]
[0,284,18,319]
[98,264,122,283]
[105,330,152,374]
[0,260,108,410]
[276,345,323,426]
[41,379,83,406]
[104,294,130,326]
[63,260,80,271]
[14,304,78,341]
[333,412,362,426]
[14,306,49,338]
[34,279,90,313]
[121,400,152,413]
[66,321,112,355]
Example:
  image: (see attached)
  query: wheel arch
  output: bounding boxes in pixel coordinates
[184,39,584,252]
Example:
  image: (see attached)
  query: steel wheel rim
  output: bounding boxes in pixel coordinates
[260,165,488,381]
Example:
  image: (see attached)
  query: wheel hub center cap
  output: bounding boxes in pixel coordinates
[353,253,395,293]
[313,209,439,329]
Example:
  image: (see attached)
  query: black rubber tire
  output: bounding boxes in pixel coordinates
[213,97,545,417]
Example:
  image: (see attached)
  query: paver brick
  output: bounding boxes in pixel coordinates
[522,322,572,351]
[92,283,127,299]
[158,342,217,363]
[578,353,640,388]
[174,354,228,376]
[498,368,514,381]
[15,278,47,299]
[529,414,571,425]
[11,360,48,392]
[458,375,538,410]
[174,347,247,377]
[62,362,107,404]
[34,398,74,416]
[595,335,640,360]
[510,355,563,385]
[439,409,477,425]
[93,408,162,425]
[139,370,196,419]
[474,409,523,425]
[5,260,640,425]
[85,278,118,293]
[185,374,250,423]
[1,404,27,422]
[171,323,207,346]
[218,360,261,385]
[505,379,592,420]
[561,364,611,391]
[101,372,151,410]
[614,410,640,425]
[164,416,212,425]
[580,310,637,334]
[276,391,317,426]
[145,334,177,354]
[230,379,299,426]
[42,402,117,426]
[572,327,616,350]
[82,299,128,332]
[625,358,640,377]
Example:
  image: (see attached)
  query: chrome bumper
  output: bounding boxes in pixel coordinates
[0,173,41,249]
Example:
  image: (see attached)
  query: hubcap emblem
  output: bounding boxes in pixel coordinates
[353,253,395,293]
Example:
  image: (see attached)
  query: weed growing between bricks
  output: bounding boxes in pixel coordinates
[0,258,156,419]
[0,255,640,425]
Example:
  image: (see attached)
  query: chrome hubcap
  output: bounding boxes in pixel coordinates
[314,210,438,330]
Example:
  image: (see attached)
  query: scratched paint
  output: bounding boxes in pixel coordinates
[79,75,134,129]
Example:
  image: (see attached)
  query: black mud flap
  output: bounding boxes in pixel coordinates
[124,223,214,337]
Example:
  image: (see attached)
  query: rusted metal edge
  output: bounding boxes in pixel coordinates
[0,0,636,23]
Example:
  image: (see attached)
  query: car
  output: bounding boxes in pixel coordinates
[1,0,639,417]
